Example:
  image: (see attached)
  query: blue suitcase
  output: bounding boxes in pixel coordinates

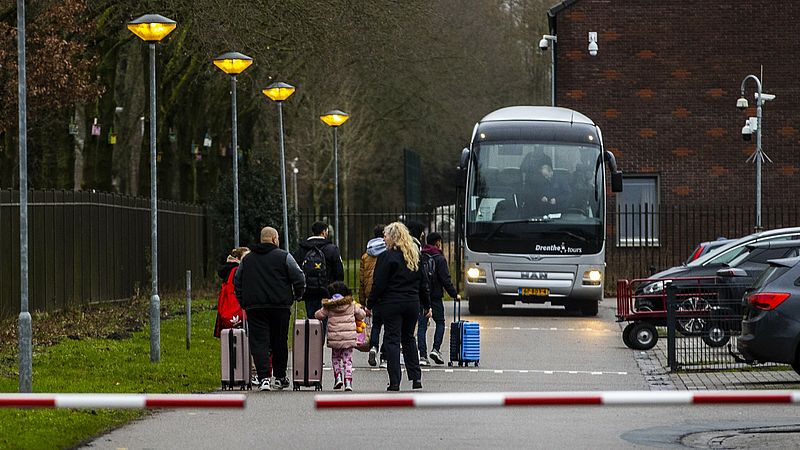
[448,300,480,367]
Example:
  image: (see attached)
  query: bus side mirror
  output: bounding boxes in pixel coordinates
[611,172,623,193]
[459,148,470,170]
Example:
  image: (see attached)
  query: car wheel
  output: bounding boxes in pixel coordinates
[468,298,488,315]
[622,322,636,349]
[701,323,730,348]
[677,296,712,336]
[634,299,656,313]
[581,301,599,317]
[486,299,504,315]
[630,322,658,350]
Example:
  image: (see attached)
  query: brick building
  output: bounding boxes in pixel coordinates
[546,0,800,278]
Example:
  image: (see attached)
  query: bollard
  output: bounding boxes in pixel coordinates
[666,283,677,371]
[186,270,191,351]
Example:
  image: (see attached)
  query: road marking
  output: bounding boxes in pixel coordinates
[479,326,613,333]
[333,368,628,376]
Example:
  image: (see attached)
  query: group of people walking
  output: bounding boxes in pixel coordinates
[216,218,459,392]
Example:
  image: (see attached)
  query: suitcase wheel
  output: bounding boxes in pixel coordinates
[475,361,480,367]
[448,362,453,367]
[315,382,322,391]
[458,362,464,367]
[293,383,300,391]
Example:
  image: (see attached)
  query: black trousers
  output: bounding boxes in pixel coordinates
[379,301,422,387]
[246,307,290,380]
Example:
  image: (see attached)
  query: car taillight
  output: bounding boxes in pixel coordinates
[747,292,791,311]
[690,245,705,261]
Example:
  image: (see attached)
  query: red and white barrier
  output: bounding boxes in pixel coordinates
[0,393,246,409]
[315,390,800,409]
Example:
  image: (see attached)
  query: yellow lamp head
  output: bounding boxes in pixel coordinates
[320,109,349,127]
[262,82,296,102]
[127,14,177,42]
[213,52,253,75]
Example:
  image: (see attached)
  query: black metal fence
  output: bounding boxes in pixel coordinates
[0,190,206,319]
[297,206,461,297]
[663,282,786,372]
[607,204,800,293]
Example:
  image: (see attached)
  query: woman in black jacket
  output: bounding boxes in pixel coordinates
[367,222,431,391]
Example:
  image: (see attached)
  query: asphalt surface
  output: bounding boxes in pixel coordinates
[83,301,800,449]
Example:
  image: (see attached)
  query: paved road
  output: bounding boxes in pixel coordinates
[84,301,800,449]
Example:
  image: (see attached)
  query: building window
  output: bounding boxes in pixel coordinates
[617,176,659,247]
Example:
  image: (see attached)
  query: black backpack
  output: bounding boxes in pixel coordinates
[302,246,328,292]
[420,251,436,285]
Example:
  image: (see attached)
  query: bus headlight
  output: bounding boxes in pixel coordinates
[583,270,602,286]
[466,266,487,283]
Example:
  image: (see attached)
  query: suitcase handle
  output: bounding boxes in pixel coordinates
[453,298,461,322]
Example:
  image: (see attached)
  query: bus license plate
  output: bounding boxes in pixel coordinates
[519,288,549,297]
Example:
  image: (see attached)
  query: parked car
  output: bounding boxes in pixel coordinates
[685,237,733,264]
[738,256,800,375]
[639,227,800,300]
[635,239,800,338]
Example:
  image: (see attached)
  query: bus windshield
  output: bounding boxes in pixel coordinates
[466,141,604,255]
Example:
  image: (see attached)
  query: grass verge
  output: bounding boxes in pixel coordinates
[0,298,221,450]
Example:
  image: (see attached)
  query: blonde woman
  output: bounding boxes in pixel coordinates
[367,222,432,391]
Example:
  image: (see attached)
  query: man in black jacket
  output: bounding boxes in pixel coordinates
[235,227,305,391]
[418,232,460,365]
[293,221,345,323]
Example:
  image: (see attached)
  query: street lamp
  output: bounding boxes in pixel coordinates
[263,82,296,250]
[320,110,349,246]
[213,51,253,248]
[737,75,775,232]
[127,13,176,363]
[291,158,299,246]
[17,0,32,392]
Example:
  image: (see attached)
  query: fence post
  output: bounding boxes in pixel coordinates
[185,270,191,351]
[666,283,677,372]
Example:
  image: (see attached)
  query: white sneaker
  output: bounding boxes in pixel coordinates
[259,378,271,391]
[251,374,260,385]
[379,360,388,369]
[429,349,445,365]
[400,355,405,366]
[419,357,430,366]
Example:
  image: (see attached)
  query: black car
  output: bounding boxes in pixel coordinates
[738,256,800,374]
[684,238,733,264]
[635,240,800,336]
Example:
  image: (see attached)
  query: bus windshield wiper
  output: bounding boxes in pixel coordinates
[535,229,589,244]
[484,217,552,240]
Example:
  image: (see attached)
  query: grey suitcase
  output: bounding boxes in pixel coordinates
[221,327,251,390]
[292,318,324,391]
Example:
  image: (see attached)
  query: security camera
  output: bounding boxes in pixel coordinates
[736,97,749,110]
[742,122,753,141]
[588,32,598,56]
[539,34,556,51]
[539,37,550,51]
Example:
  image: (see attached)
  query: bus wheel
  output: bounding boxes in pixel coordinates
[468,298,487,315]
[580,301,599,317]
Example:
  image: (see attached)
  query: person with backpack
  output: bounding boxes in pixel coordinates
[214,246,249,337]
[294,221,345,325]
[360,225,387,367]
[418,232,461,365]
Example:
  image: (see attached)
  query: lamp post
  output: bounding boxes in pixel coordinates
[538,35,557,106]
[213,52,253,247]
[291,158,299,246]
[127,13,177,363]
[263,82,296,250]
[737,75,773,232]
[320,110,349,246]
[17,0,32,393]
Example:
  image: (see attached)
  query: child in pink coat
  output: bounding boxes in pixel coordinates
[315,282,366,391]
